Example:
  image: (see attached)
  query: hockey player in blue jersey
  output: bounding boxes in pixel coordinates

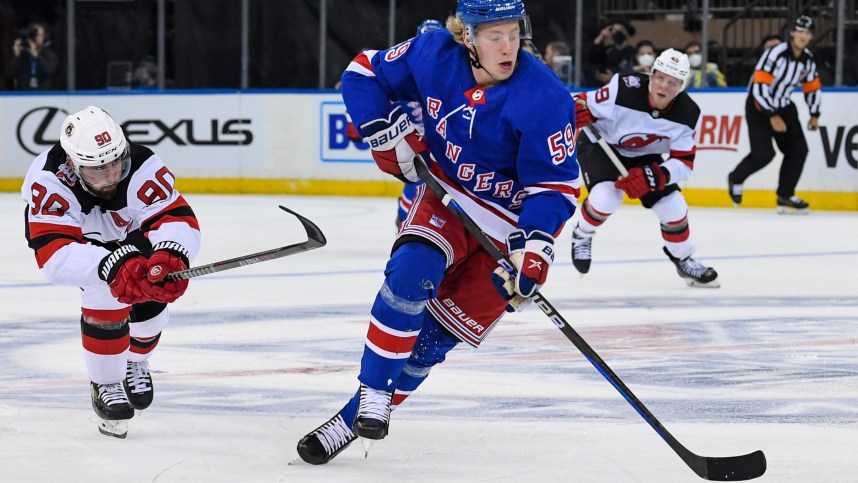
[395,19,445,230]
[297,0,580,465]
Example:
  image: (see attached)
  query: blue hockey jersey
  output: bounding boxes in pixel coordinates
[341,30,579,242]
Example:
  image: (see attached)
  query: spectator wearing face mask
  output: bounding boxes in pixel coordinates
[544,40,573,83]
[685,40,727,88]
[588,19,636,86]
[628,40,656,75]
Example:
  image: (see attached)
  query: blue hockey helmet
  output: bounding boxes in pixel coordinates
[416,19,444,36]
[457,0,532,40]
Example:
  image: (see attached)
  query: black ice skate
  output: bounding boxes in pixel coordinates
[353,383,393,441]
[570,231,593,275]
[727,174,743,206]
[663,247,720,288]
[776,195,809,214]
[296,411,357,465]
[123,360,153,411]
[91,381,134,438]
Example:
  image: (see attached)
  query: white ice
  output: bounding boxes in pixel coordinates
[1,193,856,482]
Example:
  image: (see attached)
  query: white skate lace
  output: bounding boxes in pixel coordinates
[679,257,709,279]
[357,384,392,423]
[572,236,592,260]
[314,414,356,455]
[100,383,130,406]
[125,360,151,394]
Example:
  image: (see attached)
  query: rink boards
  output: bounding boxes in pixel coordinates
[0,88,856,209]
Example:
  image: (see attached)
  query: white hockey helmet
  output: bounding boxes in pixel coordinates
[651,48,690,92]
[60,106,130,193]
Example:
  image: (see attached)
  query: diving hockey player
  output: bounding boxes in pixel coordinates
[297,0,579,464]
[571,48,719,288]
[21,106,200,438]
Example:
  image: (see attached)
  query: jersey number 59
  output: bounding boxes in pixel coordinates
[547,123,575,164]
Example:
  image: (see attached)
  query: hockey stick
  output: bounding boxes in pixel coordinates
[167,205,326,280]
[413,156,765,481]
[583,120,629,177]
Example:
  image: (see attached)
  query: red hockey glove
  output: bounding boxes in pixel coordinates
[146,242,190,303]
[575,92,594,129]
[361,105,430,183]
[615,162,669,199]
[492,229,555,305]
[345,121,362,142]
[99,245,155,305]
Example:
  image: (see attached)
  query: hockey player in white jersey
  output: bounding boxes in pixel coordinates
[572,49,719,287]
[21,106,201,438]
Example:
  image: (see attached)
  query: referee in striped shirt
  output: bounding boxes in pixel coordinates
[728,15,821,213]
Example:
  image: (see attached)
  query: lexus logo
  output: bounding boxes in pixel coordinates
[17,106,69,156]
[17,105,255,155]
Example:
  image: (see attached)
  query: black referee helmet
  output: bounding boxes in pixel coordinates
[793,15,814,32]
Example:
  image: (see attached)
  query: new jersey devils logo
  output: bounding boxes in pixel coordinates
[110,212,131,229]
[617,133,669,149]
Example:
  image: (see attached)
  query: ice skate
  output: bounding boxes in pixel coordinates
[776,195,809,214]
[727,174,743,206]
[354,383,393,442]
[570,230,593,275]
[123,360,153,411]
[91,382,134,438]
[296,411,357,465]
[663,247,720,288]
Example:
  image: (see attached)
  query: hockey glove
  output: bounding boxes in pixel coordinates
[145,241,190,303]
[361,105,430,183]
[492,229,555,308]
[615,162,669,199]
[574,93,594,129]
[345,121,362,142]
[99,245,155,305]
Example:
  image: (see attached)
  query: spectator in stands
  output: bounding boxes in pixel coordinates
[628,39,656,75]
[132,58,159,90]
[544,40,572,83]
[523,39,545,63]
[5,22,59,90]
[760,34,782,52]
[588,19,636,86]
[685,40,727,88]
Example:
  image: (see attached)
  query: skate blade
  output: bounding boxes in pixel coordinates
[361,437,375,458]
[97,419,128,439]
[684,279,721,288]
[777,207,809,215]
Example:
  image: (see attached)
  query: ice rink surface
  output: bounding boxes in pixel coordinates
[1,192,856,482]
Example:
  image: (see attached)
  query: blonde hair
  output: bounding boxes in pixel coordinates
[446,16,467,45]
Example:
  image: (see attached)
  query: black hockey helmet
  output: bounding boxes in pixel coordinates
[792,15,814,32]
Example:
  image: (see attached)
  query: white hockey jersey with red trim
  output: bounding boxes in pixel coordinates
[21,142,200,288]
[583,73,701,182]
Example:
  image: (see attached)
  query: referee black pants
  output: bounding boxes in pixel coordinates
[730,97,808,199]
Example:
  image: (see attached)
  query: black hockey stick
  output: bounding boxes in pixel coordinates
[582,120,629,177]
[413,157,765,481]
[166,206,326,280]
